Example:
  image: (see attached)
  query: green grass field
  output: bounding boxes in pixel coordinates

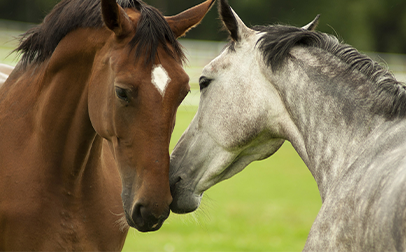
[0,25,321,251]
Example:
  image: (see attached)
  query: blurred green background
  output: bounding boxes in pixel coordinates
[1,0,406,53]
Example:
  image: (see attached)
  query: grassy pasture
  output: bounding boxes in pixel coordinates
[0,24,321,251]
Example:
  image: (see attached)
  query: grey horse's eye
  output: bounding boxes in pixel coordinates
[199,76,212,91]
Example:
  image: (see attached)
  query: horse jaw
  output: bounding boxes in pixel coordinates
[170,120,284,214]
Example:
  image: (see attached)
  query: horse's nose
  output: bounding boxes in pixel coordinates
[127,201,171,232]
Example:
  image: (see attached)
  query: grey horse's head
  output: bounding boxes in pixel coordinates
[169,0,319,214]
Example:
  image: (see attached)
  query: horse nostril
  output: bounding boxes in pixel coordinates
[132,203,146,229]
[170,176,182,192]
[131,202,167,232]
[175,176,182,184]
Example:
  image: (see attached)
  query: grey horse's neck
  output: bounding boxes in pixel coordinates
[270,47,403,201]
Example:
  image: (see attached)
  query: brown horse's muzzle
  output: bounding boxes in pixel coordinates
[120,166,173,232]
[125,197,171,232]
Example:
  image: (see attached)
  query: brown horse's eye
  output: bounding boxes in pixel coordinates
[115,87,129,102]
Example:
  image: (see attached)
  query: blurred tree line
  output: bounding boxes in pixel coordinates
[0,0,405,53]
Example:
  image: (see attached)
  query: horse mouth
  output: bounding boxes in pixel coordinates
[169,190,203,214]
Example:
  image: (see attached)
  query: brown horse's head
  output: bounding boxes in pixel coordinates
[88,0,214,232]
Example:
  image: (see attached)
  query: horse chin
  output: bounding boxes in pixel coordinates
[124,209,169,232]
[131,220,165,233]
[170,191,202,214]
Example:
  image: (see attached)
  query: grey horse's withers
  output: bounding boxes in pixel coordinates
[170,0,406,250]
[305,123,406,251]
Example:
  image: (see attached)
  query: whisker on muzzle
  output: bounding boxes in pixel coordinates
[111,211,130,232]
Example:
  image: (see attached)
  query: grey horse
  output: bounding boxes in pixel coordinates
[169,0,406,250]
[0,64,13,86]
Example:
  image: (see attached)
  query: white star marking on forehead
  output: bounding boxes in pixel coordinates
[151,64,171,96]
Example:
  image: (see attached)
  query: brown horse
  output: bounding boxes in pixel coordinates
[0,0,214,250]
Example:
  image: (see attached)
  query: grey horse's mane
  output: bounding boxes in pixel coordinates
[254,25,406,120]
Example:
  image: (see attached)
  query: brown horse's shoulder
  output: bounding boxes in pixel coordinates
[0,172,127,251]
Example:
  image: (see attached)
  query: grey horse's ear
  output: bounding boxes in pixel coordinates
[219,0,251,42]
[302,14,320,31]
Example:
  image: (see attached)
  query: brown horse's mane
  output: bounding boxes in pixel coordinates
[15,0,185,66]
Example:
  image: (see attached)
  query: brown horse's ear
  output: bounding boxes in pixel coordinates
[101,0,133,37]
[165,0,215,38]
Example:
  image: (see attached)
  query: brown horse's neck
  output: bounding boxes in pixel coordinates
[0,28,127,250]
[14,28,109,190]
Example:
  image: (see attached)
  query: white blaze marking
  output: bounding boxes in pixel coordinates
[151,64,171,96]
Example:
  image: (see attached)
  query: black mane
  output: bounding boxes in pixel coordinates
[253,25,406,119]
[15,0,184,65]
